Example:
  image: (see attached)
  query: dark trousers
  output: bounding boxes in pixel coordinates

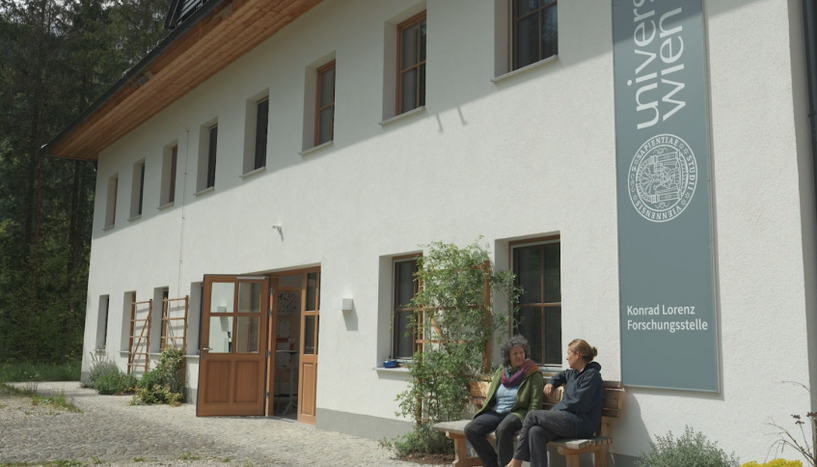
[513,410,575,467]
[464,410,522,467]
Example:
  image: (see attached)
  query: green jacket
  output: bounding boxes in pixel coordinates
[475,366,544,422]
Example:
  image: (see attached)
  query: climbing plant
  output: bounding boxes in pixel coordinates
[382,239,520,456]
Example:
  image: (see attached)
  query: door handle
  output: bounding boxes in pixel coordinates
[202,347,213,352]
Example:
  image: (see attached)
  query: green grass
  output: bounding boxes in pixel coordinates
[177,452,200,461]
[0,382,82,413]
[0,361,81,383]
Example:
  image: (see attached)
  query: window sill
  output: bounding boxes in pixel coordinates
[373,366,411,374]
[300,141,333,157]
[240,166,266,179]
[102,224,115,231]
[194,186,215,197]
[128,214,142,222]
[158,202,174,211]
[491,55,559,84]
[379,106,426,126]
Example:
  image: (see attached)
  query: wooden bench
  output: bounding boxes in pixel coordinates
[432,379,624,467]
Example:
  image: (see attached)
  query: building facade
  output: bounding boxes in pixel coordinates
[45,0,817,465]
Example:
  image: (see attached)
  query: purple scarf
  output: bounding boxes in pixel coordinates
[500,359,538,388]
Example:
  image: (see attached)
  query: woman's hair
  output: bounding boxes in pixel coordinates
[501,334,532,367]
[568,338,598,362]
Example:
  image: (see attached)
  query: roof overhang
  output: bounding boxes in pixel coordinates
[42,0,324,161]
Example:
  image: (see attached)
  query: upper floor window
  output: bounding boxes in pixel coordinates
[397,12,426,115]
[512,238,561,365]
[104,174,118,228]
[197,120,218,192]
[206,125,217,189]
[254,99,269,170]
[315,61,335,146]
[130,160,146,218]
[393,257,419,360]
[513,0,557,70]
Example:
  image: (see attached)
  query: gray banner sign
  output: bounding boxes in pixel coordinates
[612,0,718,391]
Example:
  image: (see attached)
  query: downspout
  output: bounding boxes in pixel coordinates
[804,0,817,193]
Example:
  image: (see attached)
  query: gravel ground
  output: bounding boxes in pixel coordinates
[0,382,423,467]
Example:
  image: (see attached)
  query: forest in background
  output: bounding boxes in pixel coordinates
[0,0,170,363]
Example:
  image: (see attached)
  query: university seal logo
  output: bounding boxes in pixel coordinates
[628,134,698,223]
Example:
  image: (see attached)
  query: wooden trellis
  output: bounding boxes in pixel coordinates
[160,295,189,352]
[128,299,152,374]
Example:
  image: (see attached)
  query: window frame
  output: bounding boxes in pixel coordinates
[510,235,561,367]
[393,255,420,360]
[512,0,558,71]
[396,11,427,115]
[314,61,336,146]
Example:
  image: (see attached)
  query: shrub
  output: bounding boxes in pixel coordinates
[379,423,451,457]
[83,353,120,389]
[741,460,803,467]
[93,370,137,395]
[131,347,185,406]
[637,426,739,467]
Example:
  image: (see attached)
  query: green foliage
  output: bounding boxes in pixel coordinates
[93,370,136,395]
[0,361,80,382]
[384,239,520,456]
[378,423,451,457]
[637,426,739,467]
[131,347,185,406]
[82,353,120,389]
[0,0,171,366]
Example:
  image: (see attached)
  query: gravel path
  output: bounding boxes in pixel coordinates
[0,382,423,466]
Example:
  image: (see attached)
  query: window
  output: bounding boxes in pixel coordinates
[393,257,419,359]
[513,0,557,70]
[255,99,269,169]
[397,12,426,115]
[512,239,561,365]
[206,125,217,188]
[104,174,118,228]
[315,61,336,146]
[96,295,110,350]
[130,160,146,218]
[160,144,177,206]
[197,120,218,192]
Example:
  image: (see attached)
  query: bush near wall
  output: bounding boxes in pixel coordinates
[741,461,803,467]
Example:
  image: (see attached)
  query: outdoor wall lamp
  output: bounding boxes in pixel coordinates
[333,298,353,312]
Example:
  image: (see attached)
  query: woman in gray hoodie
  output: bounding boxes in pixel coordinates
[505,339,605,467]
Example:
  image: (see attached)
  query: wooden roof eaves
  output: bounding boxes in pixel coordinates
[40,0,231,161]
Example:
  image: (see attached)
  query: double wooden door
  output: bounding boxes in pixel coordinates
[197,272,321,421]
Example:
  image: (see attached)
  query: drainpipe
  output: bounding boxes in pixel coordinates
[805,0,817,191]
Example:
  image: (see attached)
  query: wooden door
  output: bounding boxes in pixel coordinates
[197,275,268,417]
[298,270,320,425]
[264,278,279,416]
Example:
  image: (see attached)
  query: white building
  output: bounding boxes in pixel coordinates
[44,0,817,465]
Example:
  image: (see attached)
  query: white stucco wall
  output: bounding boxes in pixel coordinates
[80,0,815,463]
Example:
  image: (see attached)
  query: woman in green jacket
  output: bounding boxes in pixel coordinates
[464,335,544,467]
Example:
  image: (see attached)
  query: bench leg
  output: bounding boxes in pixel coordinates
[595,445,609,467]
[564,453,581,467]
[447,433,483,467]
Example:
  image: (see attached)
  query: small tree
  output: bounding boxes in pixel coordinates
[768,382,817,467]
[384,239,519,456]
